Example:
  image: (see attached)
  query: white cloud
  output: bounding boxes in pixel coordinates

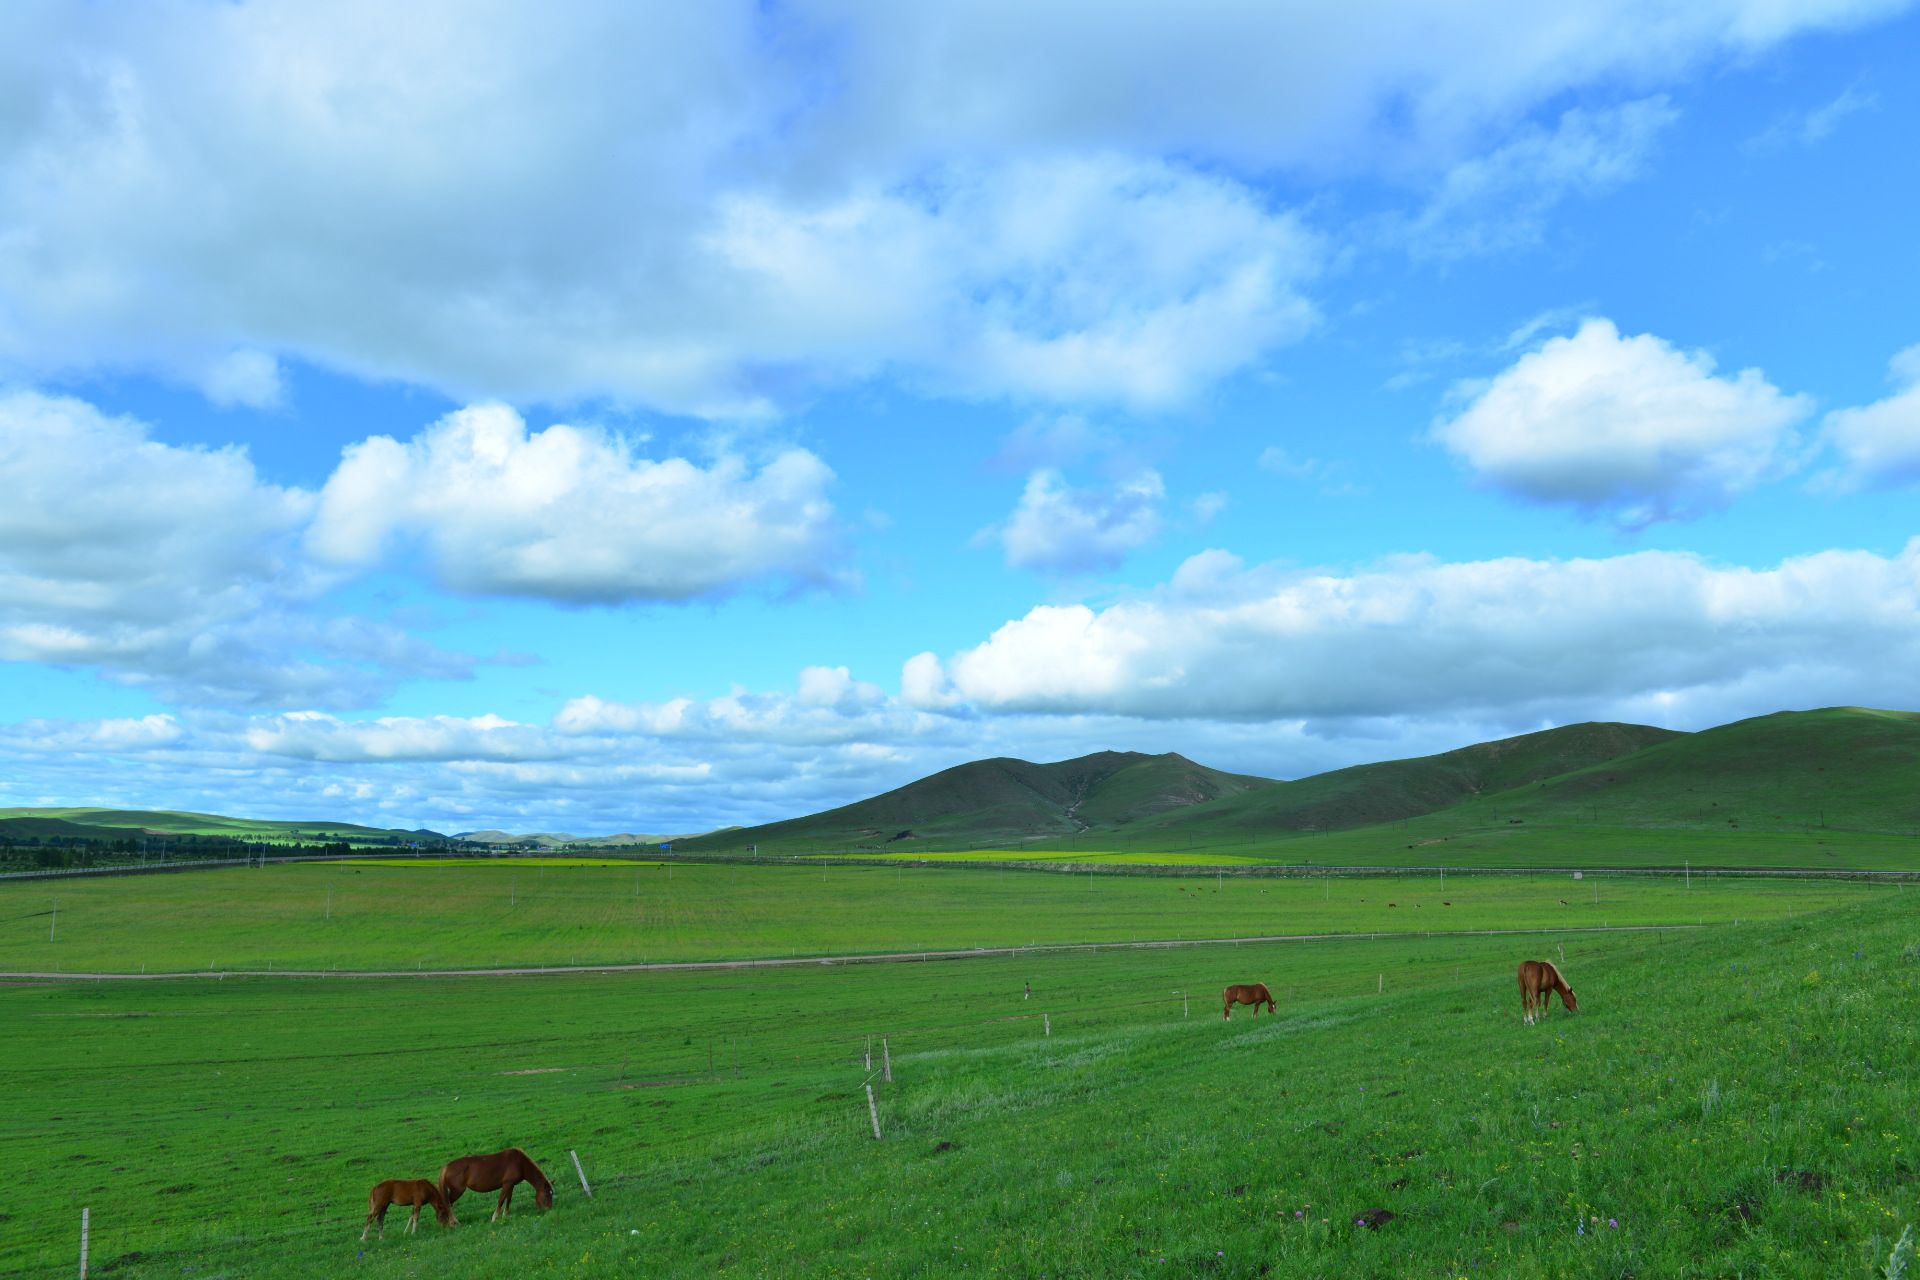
[1401,98,1679,259]
[1745,80,1878,150]
[0,2,1901,412]
[1190,492,1229,525]
[198,349,286,409]
[999,468,1165,574]
[916,543,1920,722]
[0,715,183,753]
[0,391,495,706]
[1434,318,1813,527]
[706,155,1322,410]
[555,672,935,747]
[1819,343,1920,489]
[307,404,845,603]
[243,711,563,763]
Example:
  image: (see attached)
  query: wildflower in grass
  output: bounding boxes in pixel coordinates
[1608,1218,1619,1229]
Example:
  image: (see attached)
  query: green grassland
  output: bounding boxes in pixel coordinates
[1008,819,1920,869]
[0,860,1883,973]
[4,887,1917,1277]
[333,857,670,869]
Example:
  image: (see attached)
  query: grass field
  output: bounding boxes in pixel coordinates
[332,857,671,869]
[4,885,1917,1277]
[0,860,1888,973]
[1001,820,1920,870]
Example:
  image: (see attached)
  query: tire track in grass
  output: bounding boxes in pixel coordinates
[0,921,1706,982]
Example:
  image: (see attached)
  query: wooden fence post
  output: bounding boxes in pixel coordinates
[864,1037,872,1071]
[1043,1013,1051,1037]
[865,1084,883,1140]
[569,1149,593,1198]
[79,1207,89,1279]
[882,1037,892,1083]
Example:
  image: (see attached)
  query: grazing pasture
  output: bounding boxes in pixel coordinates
[952,821,1920,869]
[0,859,1884,972]
[3,889,1917,1277]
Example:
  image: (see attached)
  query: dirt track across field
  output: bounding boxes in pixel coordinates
[0,922,1705,983]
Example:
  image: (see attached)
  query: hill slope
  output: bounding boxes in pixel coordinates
[0,807,446,844]
[1451,706,1920,833]
[1133,721,1683,839]
[680,751,1273,852]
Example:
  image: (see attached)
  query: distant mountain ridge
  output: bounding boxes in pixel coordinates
[678,750,1272,852]
[9,707,1915,856]
[1123,721,1683,837]
[682,708,1920,853]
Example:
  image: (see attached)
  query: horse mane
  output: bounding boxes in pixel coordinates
[513,1148,553,1194]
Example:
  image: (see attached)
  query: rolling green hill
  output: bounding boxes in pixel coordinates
[0,806,446,844]
[679,750,1273,852]
[1131,721,1682,839]
[680,708,1920,862]
[1440,706,1920,834]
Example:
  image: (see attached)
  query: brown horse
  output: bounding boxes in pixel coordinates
[361,1179,455,1240]
[439,1148,554,1222]
[1517,960,1578,1025]
[1222,982,1276,1020]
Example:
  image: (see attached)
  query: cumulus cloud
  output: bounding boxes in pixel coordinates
[0,1,1900,412]
[1819,343,1920,489]
[706,155,1322,409]
[911,543,1920,723]
[242,711,566,763]
[0,391,497,706]
[0,714,184,753]
[308,404,845,602]
[997,468,1166,574]
[1434,318,1813,527]
[555,667,933,747]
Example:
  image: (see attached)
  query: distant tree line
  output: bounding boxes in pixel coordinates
[0,833,464,872]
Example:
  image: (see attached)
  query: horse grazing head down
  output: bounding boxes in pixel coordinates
[428,1182,457,1227]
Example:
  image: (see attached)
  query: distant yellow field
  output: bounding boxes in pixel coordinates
[333,856,668,868]
[858,849,1272,866]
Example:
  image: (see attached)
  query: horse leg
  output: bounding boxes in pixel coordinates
[408,1204,421,1235]
[496,1182,515,1221]
[361,1209,377,1242]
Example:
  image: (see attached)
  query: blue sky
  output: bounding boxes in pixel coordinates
[3,0,1918,834]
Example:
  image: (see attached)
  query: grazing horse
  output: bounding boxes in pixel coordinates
[361,1179,455,1240]
[1221,982,1276,1020]
[1517,960,1578,1025]
[439,1148,554,1222]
